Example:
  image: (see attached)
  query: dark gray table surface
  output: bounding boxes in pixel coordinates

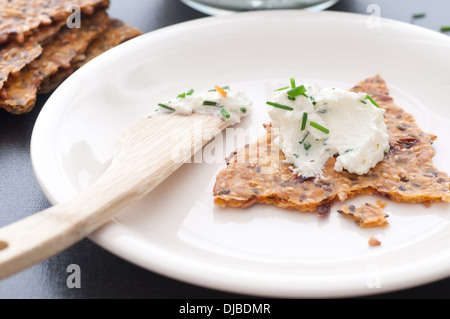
[1,0,449,299]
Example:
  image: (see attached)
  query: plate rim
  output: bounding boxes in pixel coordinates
[30,9,450,298]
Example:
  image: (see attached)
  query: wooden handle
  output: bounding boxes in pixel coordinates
[0,113,227,279]
[0,153,180,279]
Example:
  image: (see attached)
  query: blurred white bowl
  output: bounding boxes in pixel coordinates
[180,0,340,15]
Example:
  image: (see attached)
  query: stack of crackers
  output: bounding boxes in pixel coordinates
[0,0,142,114]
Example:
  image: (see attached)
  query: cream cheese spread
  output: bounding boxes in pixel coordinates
[157,86,252,125]
[267,81,389,178]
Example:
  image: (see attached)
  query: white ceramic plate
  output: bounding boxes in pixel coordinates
[31,11,450,298]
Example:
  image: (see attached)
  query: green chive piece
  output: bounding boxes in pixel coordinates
[344,148,354,153]
[301,112,308,131]
[203,100,218,106]
[266,101,293,111]
[290,78,296,88]
[303,142,312,151]
[186,88,194,96]
[177,92,186,99]
[412,13,426,19]
[299,131,310,144]
[158,103,175,111]
[293,153,299,158]
[220,108,230,119]
[287,85,307,98]
[441,26,450,32]
[365,94,379,107]
[274,86,289,91]
[309,121,330,134]
[240,107,247,114]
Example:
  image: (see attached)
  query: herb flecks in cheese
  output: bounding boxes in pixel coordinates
[267,80,389,178]
[157,86,252,124]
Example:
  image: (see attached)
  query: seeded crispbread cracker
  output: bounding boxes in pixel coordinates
[75,19,141,63]
[0,20,65,89]
[0,0,109,44]
[0,10,109,114]
[39,18,142,94]
[213,75,450,215]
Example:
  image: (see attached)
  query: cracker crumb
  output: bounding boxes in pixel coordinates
[337,201,389,227]
[368,236,382,246]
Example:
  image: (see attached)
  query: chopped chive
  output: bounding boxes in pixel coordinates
[303,142,312,151]
[290,78,296,88]
[301,112,308,131]
[310,96,317,105]
[344,148,354,153]
[220,108,230,119]
[186,88,194,95]
[299,131,310,144]
[441,26,450,32]
[287,85,307,98]
[158,103,175,111]
[365,94,379,107]
[203,100,219,106]
[360,99,367,104]
[266,101,293,111]
[317,109,327,113]
[309,121,330,134]
[412,13,426,19]
[274,86,289,91]
[177,92,186,99]
[240,107,247,114]
[293,153,299,158]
